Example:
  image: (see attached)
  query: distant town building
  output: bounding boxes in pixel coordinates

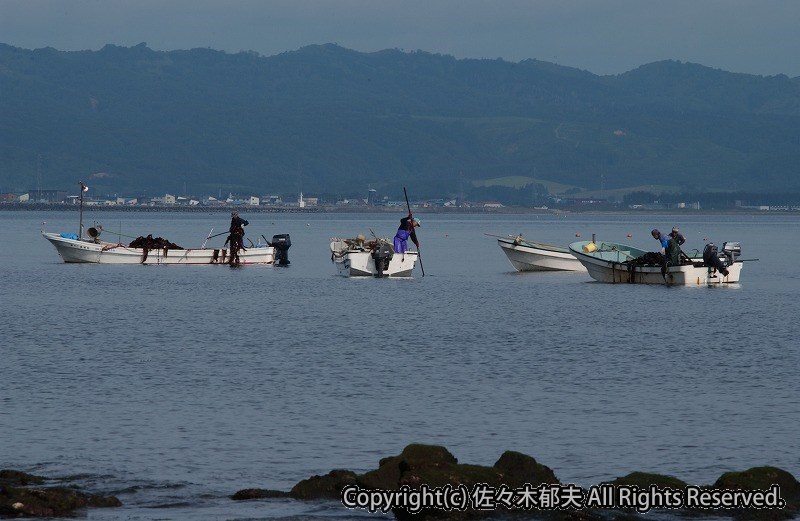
[153,194,176,205]
[27,190,67,203]
[367,188,378,205]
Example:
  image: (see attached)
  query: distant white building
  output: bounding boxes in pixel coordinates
[263,195,282,205]
[248,196,260,206]
[298,192,305,208]
[153,194,176,205]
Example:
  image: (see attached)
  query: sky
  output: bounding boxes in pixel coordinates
[1,0,798,77]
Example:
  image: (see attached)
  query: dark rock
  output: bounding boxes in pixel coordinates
[359,444,460,491]
[358,444,561,521]
[285,446,800,521]
[231,488,290,501]
[493,451,560,487]
[604,471,688,489]
[0,469,45,487]
[0,485,120,517]
[87,493,123,508]
[290,469,358,500]
[710,466,800,519]
[0,469,121,518]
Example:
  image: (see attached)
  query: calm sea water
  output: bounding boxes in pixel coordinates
[1,209,798,520]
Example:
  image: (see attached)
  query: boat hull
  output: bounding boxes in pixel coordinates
[43,232,276,265]
[334,251,418,277]
[497,238,586,272]
[330,239,418,277]
[569,240,742,285]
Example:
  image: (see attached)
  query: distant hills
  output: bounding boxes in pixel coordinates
[1,42,799,200]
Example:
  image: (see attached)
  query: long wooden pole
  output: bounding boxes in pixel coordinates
[78,181,84,239]
[403,187,425,277]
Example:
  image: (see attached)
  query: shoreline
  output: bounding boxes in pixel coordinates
[1,202,795,216]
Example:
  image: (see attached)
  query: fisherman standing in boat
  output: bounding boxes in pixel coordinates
[225,211,249,265]
[669,226,686,246]
[651,229,670,253]
[652,228,682,266]
[229,211,249,249]
[393,213,420,254]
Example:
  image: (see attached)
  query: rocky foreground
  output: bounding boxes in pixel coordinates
[4,445,798,519]
[235,444,800,520]
[0,469,121,517]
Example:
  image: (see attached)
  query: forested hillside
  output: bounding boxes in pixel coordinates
[1,42,798,198]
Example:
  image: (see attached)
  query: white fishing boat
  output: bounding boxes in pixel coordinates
[43,229,290,265]
[494,234,586,272]
[568,240,743,285]
[330,235,418,277]
[43,183,291,265]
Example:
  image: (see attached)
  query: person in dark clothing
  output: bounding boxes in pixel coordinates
[393,213,420,254]
[669,226,686,246]
[652,227,682,265]
[228,211,249,249]
[225,211,249,265]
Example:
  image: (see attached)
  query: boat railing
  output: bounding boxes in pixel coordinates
[589,243,634,263]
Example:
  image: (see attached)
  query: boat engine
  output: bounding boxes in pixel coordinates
[702,243,729,276]
[722,242,741,264]
[371,242,394,278]
[271,234,291,266]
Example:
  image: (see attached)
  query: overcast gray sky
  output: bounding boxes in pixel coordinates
[1,0,798,77]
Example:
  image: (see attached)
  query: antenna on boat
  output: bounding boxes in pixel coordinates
[78,181,87,239]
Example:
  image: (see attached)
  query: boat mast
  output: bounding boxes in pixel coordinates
[78,181,85,239]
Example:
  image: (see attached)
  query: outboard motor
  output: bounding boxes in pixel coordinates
[722,242,741,265]
[371,242,394,278]
[702,243,729,276]
[271,234,291,266]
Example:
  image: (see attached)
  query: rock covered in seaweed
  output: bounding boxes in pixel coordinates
[0,469,121,518]
[290,469,358,500]
[234,445,800,521]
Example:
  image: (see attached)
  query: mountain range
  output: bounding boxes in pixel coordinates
[1,42,799,200]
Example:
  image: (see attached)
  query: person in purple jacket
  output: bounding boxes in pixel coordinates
[393,213,420,254]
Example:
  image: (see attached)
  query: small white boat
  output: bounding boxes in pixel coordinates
[43,230,290,265]
[43,182,291,266]
[568,240,742,285]
[495,235,586,272]
[330,236,418,277]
